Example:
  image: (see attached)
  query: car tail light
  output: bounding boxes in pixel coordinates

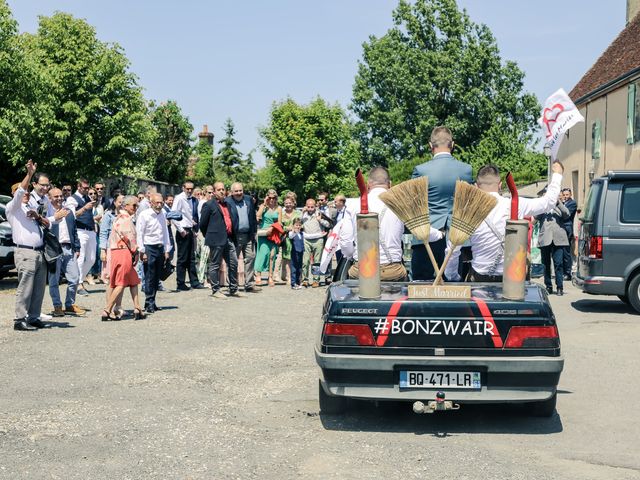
[588,236,603,259]
[323,324,375,346]
[504,326,559,348]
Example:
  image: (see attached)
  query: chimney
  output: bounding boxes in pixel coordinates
[628,0,640,23]
[198,124,214,146]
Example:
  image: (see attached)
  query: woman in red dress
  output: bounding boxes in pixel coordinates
[102,195,145,320]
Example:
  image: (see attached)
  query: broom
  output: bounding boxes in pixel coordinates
[433,180,499,285]
[379,177,440,275]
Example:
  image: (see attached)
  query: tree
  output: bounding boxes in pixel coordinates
[20,12,150,183]
[144,100,193,183]
[260,97,360,201]
[0,0,42,190]
[192,137,214,185]
[351,0,540,170]
[215,118,246,186]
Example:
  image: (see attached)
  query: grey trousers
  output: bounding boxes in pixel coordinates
[15,248,47,321]
[235,233,256,288]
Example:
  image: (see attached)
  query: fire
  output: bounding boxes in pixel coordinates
[359,246,379,278]
[505,245,527,282]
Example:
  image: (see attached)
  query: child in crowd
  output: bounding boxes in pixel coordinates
[301,198,331,287]
[288,217,304,290]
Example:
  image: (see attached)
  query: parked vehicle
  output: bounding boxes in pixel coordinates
[0,203,15,278]
[573,171,640,312]
[316,281,563,417]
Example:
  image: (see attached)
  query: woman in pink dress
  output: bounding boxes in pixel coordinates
[102,195,145,321]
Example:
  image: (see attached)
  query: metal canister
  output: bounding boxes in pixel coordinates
[502,219,529,301]
[356,213,381,299]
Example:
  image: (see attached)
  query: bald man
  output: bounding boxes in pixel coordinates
[136,193,171,313]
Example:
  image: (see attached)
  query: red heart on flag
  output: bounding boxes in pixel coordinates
[542,103,565,138]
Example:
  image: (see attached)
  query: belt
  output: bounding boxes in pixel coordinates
[77,227,94,231]
[16,244,44,251]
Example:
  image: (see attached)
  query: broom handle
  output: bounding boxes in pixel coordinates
[422,241,440,277]
[433,246,456,285]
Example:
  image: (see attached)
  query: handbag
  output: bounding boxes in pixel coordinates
[160,260,175,281]
[41,226,63,267]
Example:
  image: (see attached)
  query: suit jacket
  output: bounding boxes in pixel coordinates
[51,213,80,253]
[536,202,570,247]
[562,198,577,236]
[199,199,231,248]
[226,194,257,237]
[412,153,473,232]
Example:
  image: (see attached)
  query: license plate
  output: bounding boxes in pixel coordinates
[399,370,481,389]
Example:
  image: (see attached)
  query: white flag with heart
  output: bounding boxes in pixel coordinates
[539,88,585,160]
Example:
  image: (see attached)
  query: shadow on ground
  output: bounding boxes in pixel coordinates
[320,401,563,436]
[571,298,637,315]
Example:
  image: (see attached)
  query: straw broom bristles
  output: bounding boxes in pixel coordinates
[433,180,499,285]
[379,177,440,274]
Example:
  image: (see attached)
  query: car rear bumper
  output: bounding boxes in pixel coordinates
[572,272,625,295]
[315,348,564,403]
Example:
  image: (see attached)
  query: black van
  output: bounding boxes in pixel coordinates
[573,171,640,312]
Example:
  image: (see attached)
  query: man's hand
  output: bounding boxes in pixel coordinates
[551,161,564,174]
[164,252,169,261]
[26,159,37,176]
[76,252,80,259]
[54,208,70,221]
[141,252,147,263]
[26,210,39,221]
[180,230,187,237]
[100,250,107,262]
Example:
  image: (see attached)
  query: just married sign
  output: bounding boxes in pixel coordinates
[538,88,585,160]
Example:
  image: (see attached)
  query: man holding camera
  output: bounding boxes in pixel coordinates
[6,160,68,331]
[65,177,98,296]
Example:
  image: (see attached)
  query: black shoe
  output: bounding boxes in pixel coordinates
[176,285,190,291]
[144,308,155,315]
[244,286,262,293]
[556,289,564,296]
[28,319,51,329]
[134,309,146,320]
[14,321,37,331]
[191,284,206,290]
[563,274,572,281]
[546,286,553,294]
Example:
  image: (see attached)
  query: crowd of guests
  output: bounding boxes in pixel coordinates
[6,126,575,332]
[5,161,347,331]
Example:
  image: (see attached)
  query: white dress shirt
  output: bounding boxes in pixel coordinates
[171,192,196,233]
[6,188,44,247]
[63,189,82,212]
[28,190,57,224]
[57,214,71,244]
[445,172,563,280]
[339,187,442,265]
[136,208,171,254]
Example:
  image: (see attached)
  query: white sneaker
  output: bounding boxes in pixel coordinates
[39,313,53,321]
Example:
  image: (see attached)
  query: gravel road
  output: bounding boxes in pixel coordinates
[0,275,638,480]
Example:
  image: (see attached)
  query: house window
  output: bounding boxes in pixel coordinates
[591,119,601,159]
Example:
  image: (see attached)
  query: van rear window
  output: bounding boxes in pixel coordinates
[621,184,640,223]
[582,182,602,222]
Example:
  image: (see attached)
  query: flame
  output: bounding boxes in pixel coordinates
[505,245,527,282]
[359,246,379,278]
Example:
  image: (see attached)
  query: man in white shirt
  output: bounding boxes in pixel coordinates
[137,193,171,313]
[137,185,156,214]
[339,166,442,282]
[64,178,97,295]
[444,161,565,282]
[171,181,205,291]
[6,160,68,331]
[47,188,85,317]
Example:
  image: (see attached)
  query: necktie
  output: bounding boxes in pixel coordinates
[191,197,199,231]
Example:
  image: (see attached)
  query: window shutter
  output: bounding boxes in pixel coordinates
[628,83,636,144]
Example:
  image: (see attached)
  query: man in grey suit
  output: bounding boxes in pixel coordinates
[536,196,570,296]
[411,126,473,280]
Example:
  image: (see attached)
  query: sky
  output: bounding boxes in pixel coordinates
[7,0,627,167]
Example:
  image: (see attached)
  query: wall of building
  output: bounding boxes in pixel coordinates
[558,84,640,207]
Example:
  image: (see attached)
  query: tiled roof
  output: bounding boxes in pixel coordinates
[570,13,640,103]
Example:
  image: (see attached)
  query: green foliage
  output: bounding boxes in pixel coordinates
[388,156,426,184]
[351,0,540,169]
[16,12,150,183]
[260,97,360,201]
[215,118,254,187]
[144,100,193,183]
[192,139,214,185]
